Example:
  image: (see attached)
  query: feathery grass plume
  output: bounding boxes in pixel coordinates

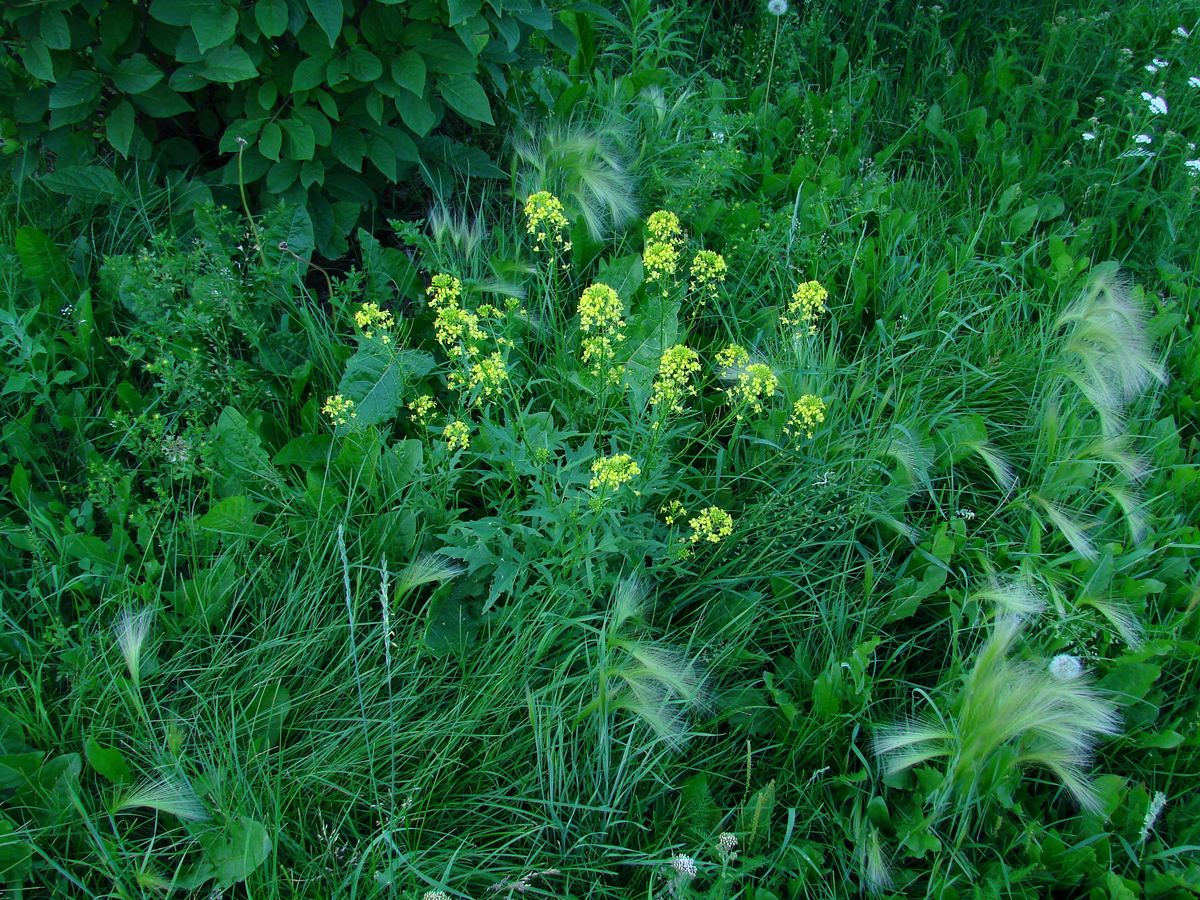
[1077,596,1143,648]
[114,774,208,821]
[963,439,1017,494]
[427,202,487,267]
[1053,266,1166,433]
[394,553,465,597]
[113,607,154,688]
[864,827,892,894]
[512,121,637,241]
[971,578,1045,617]
[875,615,1120,812]
[1031,494,1098,562]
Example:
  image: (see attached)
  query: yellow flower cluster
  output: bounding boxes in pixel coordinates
[715,344,751,370]
[781,280,828,337]
[443,419,471,452]
[644,210,685,295]
[689,506,733,544]
[433,304,486,353]
[589,453,641,492]
[408,394,435,425]
[524,191,570,253]
[660,499,688,525]
[688,250,727,310]
[650,344,701,415]
[354,302,394,340]
[323,394,356,426]
[466,351,509,402]
[578,283,625,381]
[728,363,779,418]
[427,273,462,309]
[786,394,826,439]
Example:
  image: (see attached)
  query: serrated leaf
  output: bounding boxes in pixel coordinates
[191,7,238,54]
[438,74,492,124]
[306,0,342,47]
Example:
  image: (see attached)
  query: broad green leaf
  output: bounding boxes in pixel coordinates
[132,85,193,116]
[347,47,382,82]
[197,496,264,536]
[338,343,435,430]
[391,52,425,95]
[331,128,366,171]
[290,56,327,92]
[49,71,102,109]
[202,46,258,83]
[40,10,72,50]
[0,817,33,885]
[20,39,55,82]
[293,105,332,145]
[307,0,343,47]
[210,408,278,495]
[85,739,132,786]
[281,118,315,160]
[191,7,238,54]
[106,100,136,157]
[42,165,120,203]
[195,817,272,889]
[394,92,437,137]
[258,122,282,161]
[438,75,492,124]
[15,227,75,294]
[112,54,164,94]
[447,0,482,26]
[149,0,204,26]
[254,0,288,38]
[419,39,475,74]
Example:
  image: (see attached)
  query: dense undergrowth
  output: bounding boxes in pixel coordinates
[1,1,1199,897]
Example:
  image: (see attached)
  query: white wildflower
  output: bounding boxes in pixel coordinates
[1153,57,1170,69]
[767,0,788,15]
[1176,26,1190,38]
[1134,133,1153,144]
[1185,159,1200,174]
[1188,76,1200,88]
[1140,92,1168,114]
[1049,654,1085,682]
[423,892,451,900]
[1082,131,1097,141]
[672,854,698,878]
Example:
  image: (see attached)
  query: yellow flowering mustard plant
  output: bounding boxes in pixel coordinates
[689,506,733,544]
[354,302,394,339]
[728,363,779,418]
[578,283,625,382]
[650,344,701,416]
[427,273,462,309]
[644,210,685,295]
[781,280,829,337]
[443,419,471,452]
[660,499,688,525]
[715,344,751,371]
[466,351,509,404]
[323,394,356,426]
[786,394,827,439]
[524,191,570,253]
[589,453,641,492]
[434,305,486,354]
[408,394,436,425]
[688,250,727,311]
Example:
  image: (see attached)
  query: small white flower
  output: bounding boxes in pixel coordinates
[1082,131,1097,141]
[1139,791,1168,843]
[1140,92,1168,114]
[1185,159,1200,174]
[1145,64,1159,72]
[671,854,698,878]
[718,832,738,852]
[1189,76,1200,88]
[422,892,451,900]
[1176,26,1190,38]
[767,0,788,15]
[712,131,726,144]
[1134,133,1153,144]
[1154,57,1170,68]
[1049,654,1085,681]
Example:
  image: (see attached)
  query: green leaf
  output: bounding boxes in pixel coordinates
[391,51,425,95]
[106,100,136,157]
[394,92,437,137]
[242,683,290,752]
[202,46,258,83]
[447,0,482,26]
[347,47,382,83]
[331,128,366,171]
[0,817,34,885]
[150,0,204,26]
[15,227,75,294]
[40,10,72,50]
[132,85,193,116]
[291,56,327,92]
[20,39,55,82]
[338,343,435,430]
[281,118,316,161]
[49,71,102,109]
[254,0,288,38]
[41,165,120,204]
[258,122,282,161]
[438,74,492,123]
[191,7,238,54]
[111,54,164,94]
[197,496,265,536]
[306,0,343,47]
[210,407,278,495]
[196,817,272,889]
[85,739,132,786]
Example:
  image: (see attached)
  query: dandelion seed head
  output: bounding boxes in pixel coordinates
[1049,653,1085,681]
[767,0,789,15]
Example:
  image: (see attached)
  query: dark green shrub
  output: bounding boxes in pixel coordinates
[0,0,573,254]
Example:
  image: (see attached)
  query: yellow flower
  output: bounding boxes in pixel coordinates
[408,394,436,425]
[466,351,509,403]
[781,280,828,337]
[715,344,750,370]
[726,363,778,418]
[322,394,356,426]
[688,250,727,310]
[660,499,688,525]
[354,302,394,339]
[524,191,569,253]
[786,394,826,439]
[578,283,625,381]
[644,211,685,295]
[443,419,470,452]
[433,305,486,352]
[589,453,641,492]
[650,344,701,415]
[689,506,733,544]
[646,210,683,245]
[427,273,462,310]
